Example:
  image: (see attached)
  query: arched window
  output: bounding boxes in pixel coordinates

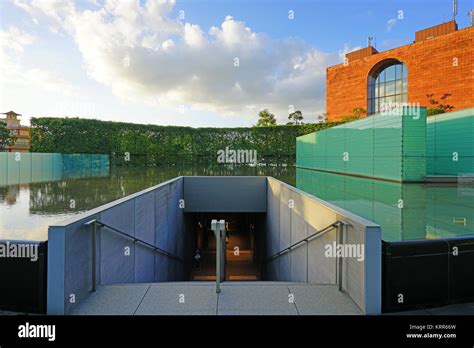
[367,60,407,115]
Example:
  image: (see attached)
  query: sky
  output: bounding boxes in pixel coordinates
[0,0,473,127]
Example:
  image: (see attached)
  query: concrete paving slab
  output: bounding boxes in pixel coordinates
[135,283,217,315]
[217,284,298,315]
[69,282,368,315]
[70,284,151,315]
[289,284,362,315]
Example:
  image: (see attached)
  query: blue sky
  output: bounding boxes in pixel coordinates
[0,0,472,127]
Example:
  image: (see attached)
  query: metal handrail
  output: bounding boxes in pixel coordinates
[84,219,184,262]
[263,220,344,262]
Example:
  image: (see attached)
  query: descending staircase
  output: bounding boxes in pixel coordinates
[190,250,260,281]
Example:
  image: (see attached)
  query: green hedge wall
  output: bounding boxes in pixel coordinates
[30,117,342,166]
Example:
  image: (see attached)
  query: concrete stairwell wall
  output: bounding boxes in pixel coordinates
[265,177,382,314]
[47,177,189,315]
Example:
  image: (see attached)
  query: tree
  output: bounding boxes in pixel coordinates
[0,121,16,151]
[316,113,326,123]
[255,109,277,127]
[426,93,454,116]
[341,107,366,122]
[287,110,304,125]
[352,107,365,118]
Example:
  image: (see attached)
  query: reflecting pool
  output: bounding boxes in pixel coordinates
[0,164,295,241]
[2,157,473,242]
[296,168,474,241]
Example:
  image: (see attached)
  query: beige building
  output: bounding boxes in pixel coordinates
[0,111,31,152]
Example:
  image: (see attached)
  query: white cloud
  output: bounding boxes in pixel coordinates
[387,18,397,31]
[11,0,346,119]
[0,26,77,96]
[338,43,362,61]
[12,0,75,33]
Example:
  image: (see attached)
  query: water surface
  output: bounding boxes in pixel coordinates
[1,162,473,242]
[0,165,295,241]
[297,168,474,242]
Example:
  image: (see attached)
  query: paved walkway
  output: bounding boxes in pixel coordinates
[70,281,362,315]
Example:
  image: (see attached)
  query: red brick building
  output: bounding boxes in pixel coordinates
[326,21,474,121]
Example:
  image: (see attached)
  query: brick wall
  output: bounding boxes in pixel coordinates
[326,25,474,121]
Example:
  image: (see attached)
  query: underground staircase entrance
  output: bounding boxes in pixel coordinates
[188,212,265,281]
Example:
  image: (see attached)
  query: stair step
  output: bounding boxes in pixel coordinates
[192,275,216,280]
[228,275,258,281]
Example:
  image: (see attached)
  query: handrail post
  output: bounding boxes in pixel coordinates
[84,219,100,292]
[337,221,347,292]
[85,220,99,292]
[221,225,227,283]
[212,219,226,293]
[92,221,97,292]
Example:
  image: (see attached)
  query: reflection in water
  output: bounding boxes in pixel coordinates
[5,160,471,243]
[0,164,295,241]
[27,165,295,214]
[296,168,474,241]
[0,153,110,186]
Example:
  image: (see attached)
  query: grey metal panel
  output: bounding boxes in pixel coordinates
[291,246,308,283]
[290,195,308,282]
[271,258,280,280]
[99,225,135,285]
[364,225,382,315]
[307,225,337,284]
[266,178,280,256]
[154,253,169,282]
[64,216,96,314]
[135,191,155,245]
[279,253,291,281]
[101,200,135,237]
[290,192,307,242]
[99,201,136,285]
[183,176,267,212]
[167,179,181,255]
[135,244,155,283]
[47,227,66,314]
[155,185,169,251]
[279,185,291,249]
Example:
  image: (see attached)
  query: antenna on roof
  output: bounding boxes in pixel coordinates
[469,9,474,26]
[453,0,458,21]
[367,36,374,47]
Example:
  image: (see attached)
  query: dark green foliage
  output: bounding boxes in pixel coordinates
[255,109,277,127]
[426,93,454,116]
[287,110,304,125]
[0,121,16,151]
[30,117,343,166]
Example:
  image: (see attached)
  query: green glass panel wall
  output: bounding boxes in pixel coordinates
[0,153,110,186]
[296,107,427,182]
[427,108,474,176]
[19,153,32,184]
[0,153,6,187]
